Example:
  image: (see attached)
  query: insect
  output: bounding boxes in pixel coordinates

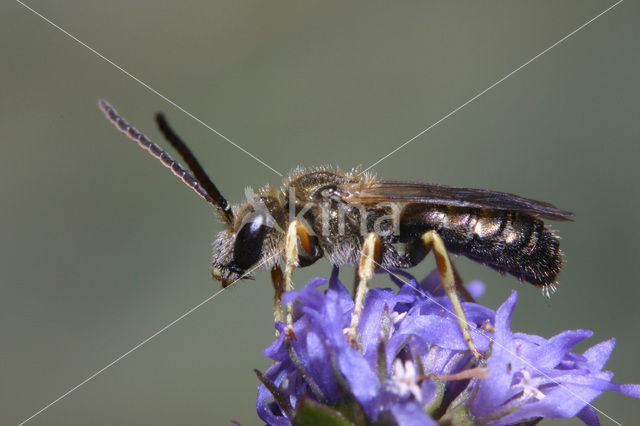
[99,99,573,358]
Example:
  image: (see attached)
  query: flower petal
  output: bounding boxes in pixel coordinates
[391,401,438,426]
[256,362,294,426]
[396,313,490,351]
[582,338,615,372]
[358,288,396,362]
[336,345,382,420]
[530,329,594,369]
[466,280,486,299]
[304,328,340,400]
[471,291,518,417]
[576,405,600,426]
[281,277,327,307]
[604,382,640,398]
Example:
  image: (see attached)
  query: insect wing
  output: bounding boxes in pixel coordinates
[342,181,574,221]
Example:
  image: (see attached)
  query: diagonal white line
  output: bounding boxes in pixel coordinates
[367,256,622,426]
[16,252,281,426]
[15,0,283,177]
[362,0,624,174]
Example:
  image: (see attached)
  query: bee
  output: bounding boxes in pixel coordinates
[99,100,573,358]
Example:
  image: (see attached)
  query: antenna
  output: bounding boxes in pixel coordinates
[98,99,234,224]
[155,112,234,224]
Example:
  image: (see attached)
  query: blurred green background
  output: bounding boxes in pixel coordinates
[2,1,639,425]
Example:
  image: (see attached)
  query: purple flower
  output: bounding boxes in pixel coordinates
[255,268,640,425]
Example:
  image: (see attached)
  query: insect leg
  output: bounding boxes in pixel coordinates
[270,265,284,326]
[451,261,476,303]
[347,232,382,347]
[420,231,481,359]
[283,220,314,337]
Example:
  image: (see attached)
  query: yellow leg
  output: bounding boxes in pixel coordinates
[282,220,314,338]
[452,261,476,303]
[347,232,382,348]
[421,231,481,359]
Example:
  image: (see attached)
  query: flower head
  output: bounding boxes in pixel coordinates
[256,268,639,425]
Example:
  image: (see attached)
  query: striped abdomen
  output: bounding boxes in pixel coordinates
[400,205,563,289]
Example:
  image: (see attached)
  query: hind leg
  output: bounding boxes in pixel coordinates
[417,231,481,359]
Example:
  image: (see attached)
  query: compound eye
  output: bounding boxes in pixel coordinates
[233,212,269,271]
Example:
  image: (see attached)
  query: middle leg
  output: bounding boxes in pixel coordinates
[347,232,382,347]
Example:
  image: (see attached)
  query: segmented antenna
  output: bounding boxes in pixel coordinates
[155,112,234,224]
[98,99,234,224]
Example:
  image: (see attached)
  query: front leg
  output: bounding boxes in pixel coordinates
[282,220,315,337]
[270,265,284,326]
